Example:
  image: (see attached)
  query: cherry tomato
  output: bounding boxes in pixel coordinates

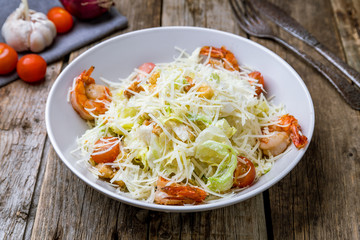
[91,137,120,164]
[0,43,18,75]
[138,63,155,74]
[233,156,256,188]
[137,63,156,80]
[47,7,73,34]
[17,54,47,83]
[248,71,265,95]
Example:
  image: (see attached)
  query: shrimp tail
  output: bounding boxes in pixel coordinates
[85,66,94,77]
[289,123,308,149]
[200,46,226,58]
[81,66,95,84]
[200,46,240,71]
[279,114,308,149]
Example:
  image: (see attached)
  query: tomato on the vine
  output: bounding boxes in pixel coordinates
[47,7,73,34]
[233,156,256,188]
[0,43,18,75]
[17,54,47,83]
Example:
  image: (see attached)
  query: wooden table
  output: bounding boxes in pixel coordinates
[1,0,359,239]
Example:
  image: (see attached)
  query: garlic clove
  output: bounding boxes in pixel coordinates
[31,11,57,37]
[29,28,46,52]
[30,12,57,52]
[32,21,54,48]
[44,21,57,40]
[2,22,30,52]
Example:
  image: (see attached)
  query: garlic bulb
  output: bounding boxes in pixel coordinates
[2,3,57,53]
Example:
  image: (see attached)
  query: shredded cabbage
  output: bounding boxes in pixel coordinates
[74,47,287,203]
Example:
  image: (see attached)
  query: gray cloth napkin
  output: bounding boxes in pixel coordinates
[0,0,127,87]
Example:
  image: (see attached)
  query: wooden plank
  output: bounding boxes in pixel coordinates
[180,196,266,240]
[30,0,162,239]
[162,0,206,27]
[23,137,52,240]
[330,0,360,72]
[30,147,88,239]
[162,0,244,35]
[262,0,360,239]
[0,61,62,240]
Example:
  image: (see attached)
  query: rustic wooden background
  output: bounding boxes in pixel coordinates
[0,0,359,239]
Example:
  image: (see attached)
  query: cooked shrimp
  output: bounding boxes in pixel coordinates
[278,114,308,149]
[260,131,291,157]
[260,114,308,156]
[154,177,208,205]
[248,71,265,96]
[200,46,240,71]
[70,66,111,120]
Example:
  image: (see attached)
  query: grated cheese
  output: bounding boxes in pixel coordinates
[74,47,287,203]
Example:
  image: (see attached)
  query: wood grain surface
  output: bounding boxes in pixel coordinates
[264,0,360,239]
[0,0,359,239]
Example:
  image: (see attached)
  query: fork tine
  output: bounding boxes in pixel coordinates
[229,0,252,33]
[229,0,244,24]
[235,0,261,27]
[229,0,272,37]
[243,0,262,24]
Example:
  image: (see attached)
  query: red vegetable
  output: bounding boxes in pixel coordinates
[0,43,18,75]
[233,156,256,188]
[91,137,120,163]
[60,0,114,20]
[17,54,47,83]
[47,7,74,33]
[138,63,155,74]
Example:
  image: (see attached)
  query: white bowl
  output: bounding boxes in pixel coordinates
[46,26,315,212]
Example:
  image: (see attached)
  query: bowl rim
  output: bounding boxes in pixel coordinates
[45,26,315,212]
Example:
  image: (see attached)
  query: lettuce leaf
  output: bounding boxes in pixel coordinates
[194,125,238,192]
[208,154,237,192]
[195,140,234,165]
[215,119,237,138]
[195,125,231,146]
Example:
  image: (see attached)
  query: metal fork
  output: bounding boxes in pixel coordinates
[229,0,360,110]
